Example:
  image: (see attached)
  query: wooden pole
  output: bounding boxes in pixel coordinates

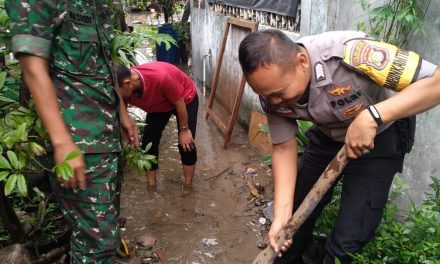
[252,146,349,264]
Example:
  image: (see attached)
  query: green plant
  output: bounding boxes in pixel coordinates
[170,20,190,42]
[122,143,157,174]
[313,176,440,264]
[112,26,177,66]
[254,123,270,142]
[357,0,428,47]
[313,181,342,236]
[256,120,312,167]
[259,154,272,167]
[352,177,440,263]
[126,0,151,11]
[296,120,312,155]
[0,0,10,55]
[158,0,180,23]
[0,95,82,196]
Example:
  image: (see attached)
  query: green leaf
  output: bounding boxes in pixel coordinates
[143,142,152,153]
[16,174,27,196]
[4,173,17,195]
[30,142,46,156]
[64,150,82,161]
[435,16,440,24]
[17,154,26,170]
[32,187,45,199]
[0,154,11,170]
[6,150,20,170]
[16,123,28,141]
[0,71,7,89]
[0,171,9,181]
[55,162,74,181]
[0,95,17,104]
[3,136,14,149]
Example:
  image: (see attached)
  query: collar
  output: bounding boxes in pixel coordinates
[131,68,145,99]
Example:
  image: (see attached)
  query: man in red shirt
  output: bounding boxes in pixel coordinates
[115,62,198,191]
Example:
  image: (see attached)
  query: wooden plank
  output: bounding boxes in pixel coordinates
[205,18,258,149]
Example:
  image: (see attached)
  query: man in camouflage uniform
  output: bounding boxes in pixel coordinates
[6,1,138,263]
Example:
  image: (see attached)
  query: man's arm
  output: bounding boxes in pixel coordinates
[19,55,86,189]
[346,69,440,158]
[269,137,298,255]
[175,97,194,152]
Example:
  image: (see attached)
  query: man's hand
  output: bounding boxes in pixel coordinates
[54,142,86,190]
[345,109,377,159]
[178,129,195,151]
[120,110,139,148]
[268,217,293,257]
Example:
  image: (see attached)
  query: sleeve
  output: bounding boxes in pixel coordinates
[416,60,438,80]
[162,73,184,103]
[267,113,298,145]
[258,95,298,144]
[6,0,59,59]
[343,38,437,91]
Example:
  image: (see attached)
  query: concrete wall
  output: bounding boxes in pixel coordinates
[401,0,440,204]
[191,6,299,128]
[300,0,386,35]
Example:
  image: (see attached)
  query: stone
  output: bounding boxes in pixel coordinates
[137,234,157,249]
[0,244,35,264]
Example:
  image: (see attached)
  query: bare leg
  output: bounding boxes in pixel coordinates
[146,170,157,191]
[182,164,195,186]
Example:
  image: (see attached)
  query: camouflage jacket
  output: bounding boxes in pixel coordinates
[6,0,121,153]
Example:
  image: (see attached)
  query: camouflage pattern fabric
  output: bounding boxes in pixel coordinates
[6,0,121,153]
[49,154,121,263]
[6,1,123,262]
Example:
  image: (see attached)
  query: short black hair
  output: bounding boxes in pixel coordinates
[113,62,131,86]
[238,29,301,75]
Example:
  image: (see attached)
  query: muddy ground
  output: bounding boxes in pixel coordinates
[118,93,275,263]
[118,11,276,263]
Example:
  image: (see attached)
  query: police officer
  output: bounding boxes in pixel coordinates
[238,29,440,263]
[6,1,138,263]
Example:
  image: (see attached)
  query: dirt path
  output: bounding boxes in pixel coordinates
[119,94,272,263]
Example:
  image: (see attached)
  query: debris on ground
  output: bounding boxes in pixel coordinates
[137,234,157,249]
[201,238,218,247]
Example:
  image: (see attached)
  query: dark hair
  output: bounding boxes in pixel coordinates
[238,29,301,75]
[113,62,131,86]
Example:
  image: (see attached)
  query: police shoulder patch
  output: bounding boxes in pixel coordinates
[343,39,421,91]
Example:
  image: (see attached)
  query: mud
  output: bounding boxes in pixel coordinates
[119,94,274,263]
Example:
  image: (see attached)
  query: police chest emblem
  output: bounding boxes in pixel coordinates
[343,103,365,117]
[315,62,326,82]
[328,84,352,96]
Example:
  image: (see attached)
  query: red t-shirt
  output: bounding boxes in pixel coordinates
[128,62,196,112]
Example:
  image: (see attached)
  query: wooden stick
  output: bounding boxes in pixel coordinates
[252,146,349,264]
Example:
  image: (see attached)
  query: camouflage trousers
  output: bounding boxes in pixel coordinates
[49,153,121,264]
